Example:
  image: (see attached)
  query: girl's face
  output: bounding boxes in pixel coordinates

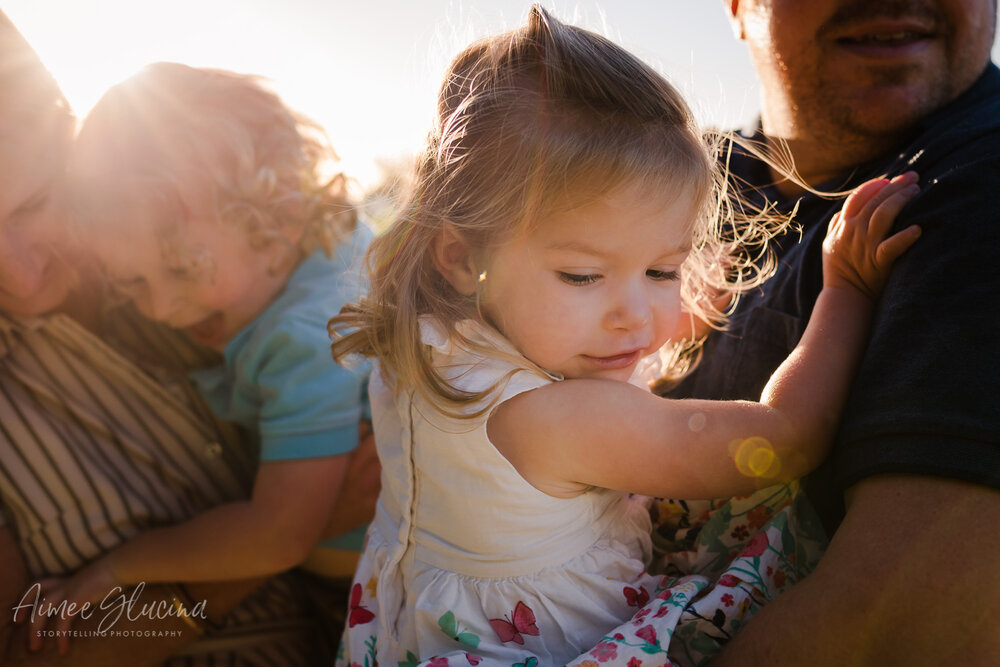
[479,181,694,382]
[92,200,296,350]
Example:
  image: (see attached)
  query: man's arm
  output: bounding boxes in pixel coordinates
[713,473,1000,665]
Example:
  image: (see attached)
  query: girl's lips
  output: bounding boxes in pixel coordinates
[582,349,643,370]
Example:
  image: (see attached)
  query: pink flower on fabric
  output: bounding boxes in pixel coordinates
[635,625,658,645]
[614,633,625,640]
[590,642,619,662]
[428,658,449,667]
[654,605,670,618]
[656,588,672,601]
[465,655,482,666]
[746,504,772,530]
[721,593,735,607]
[718,574,740,588]
[624,586,650,607]
[628,659,643,667]
[740,532,769,557]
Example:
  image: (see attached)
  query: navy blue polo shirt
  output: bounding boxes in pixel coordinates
[669,64,1000,531]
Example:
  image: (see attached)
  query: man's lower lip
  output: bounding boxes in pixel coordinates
[835,36,932,60]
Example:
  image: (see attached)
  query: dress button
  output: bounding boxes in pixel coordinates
[204,442,223,459]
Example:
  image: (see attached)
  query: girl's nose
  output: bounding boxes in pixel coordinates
[606,283,652,331]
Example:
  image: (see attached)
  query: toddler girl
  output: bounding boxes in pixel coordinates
[31,62,372,645]
[330,7,920,667]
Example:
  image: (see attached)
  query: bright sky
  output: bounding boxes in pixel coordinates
[6,1,1000,189]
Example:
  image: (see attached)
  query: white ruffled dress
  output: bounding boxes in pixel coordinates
[337,319,659,667]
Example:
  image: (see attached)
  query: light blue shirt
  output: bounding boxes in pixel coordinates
[191,223,373,463]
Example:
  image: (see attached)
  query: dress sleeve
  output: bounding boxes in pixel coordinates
[249,313,369,462]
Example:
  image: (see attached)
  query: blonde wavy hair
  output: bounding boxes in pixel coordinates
[67,62,354,279]
[331,5,789,415]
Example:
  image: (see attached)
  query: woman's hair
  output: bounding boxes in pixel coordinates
[67,62,354,275]
[0,11,74,162]
[331,5,787,413]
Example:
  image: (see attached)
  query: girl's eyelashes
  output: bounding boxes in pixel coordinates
[557,271,601,286]
[557,269,680,285]
[646,268,680,282]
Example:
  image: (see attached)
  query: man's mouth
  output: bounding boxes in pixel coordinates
[834,24,935,60]
[839,31,928,46]
[827,12,938,56]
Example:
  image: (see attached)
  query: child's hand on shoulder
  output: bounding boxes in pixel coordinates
[822,171,921,300]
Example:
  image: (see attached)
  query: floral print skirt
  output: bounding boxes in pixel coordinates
[336,483,826,667]
[567,482,827,666]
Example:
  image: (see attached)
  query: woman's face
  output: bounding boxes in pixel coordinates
[0,113,76,316]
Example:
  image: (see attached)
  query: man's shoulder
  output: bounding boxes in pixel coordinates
[899,63,1000,172]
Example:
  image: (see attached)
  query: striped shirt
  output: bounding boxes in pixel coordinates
[0,306,319,666]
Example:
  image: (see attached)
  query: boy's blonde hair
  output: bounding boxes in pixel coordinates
[331,5,785,413]
[68,62,354,275]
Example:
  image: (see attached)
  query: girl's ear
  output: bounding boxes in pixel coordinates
[431,225,479,296]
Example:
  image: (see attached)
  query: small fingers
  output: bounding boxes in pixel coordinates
[867,183,920,241]
[843,172,918,227]
[24,578,79,652]
[825,210,843,241]
[823,172,921,296]
[840,178,891,220]
[876,225,922,266]
[55,615,75,655]
[27,599,51,650]
[14,579,59,624]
